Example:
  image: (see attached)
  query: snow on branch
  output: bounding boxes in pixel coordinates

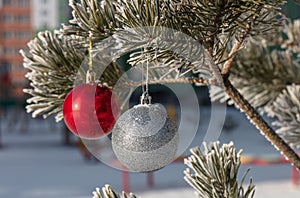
[184,142,255,198]
[92,185,138,198]
[267,85,300,148]
[210,20,300,111]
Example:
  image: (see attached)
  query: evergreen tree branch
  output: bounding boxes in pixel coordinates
[124,77,209,87]
[63,0,121,41]
[92,185,138,198]
[165,0,284,63]
[221,23,251,75]
[184,141,255,198]
[211,20,300,111]
[281,19,300,53]
[20,31,85,120]
[21,29,123,121]
[223,77,300,170]
[266,85,300,148]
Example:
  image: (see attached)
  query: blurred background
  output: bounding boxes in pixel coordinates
[0,0,300,198]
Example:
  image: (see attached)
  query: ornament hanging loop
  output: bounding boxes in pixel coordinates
[86,70,97,84]
[86,33,97,84]
[140,92,152,105]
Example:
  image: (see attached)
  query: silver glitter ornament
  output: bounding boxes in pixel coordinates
[111,103,179,172]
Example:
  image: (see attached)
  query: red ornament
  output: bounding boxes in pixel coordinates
[63,83,119,139]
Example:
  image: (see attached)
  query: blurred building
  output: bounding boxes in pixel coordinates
[0,0,32,101]
[32,0,71,31]
[0,0,71,102]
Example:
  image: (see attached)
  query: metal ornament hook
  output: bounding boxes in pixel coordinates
[86,70,97,84]
[140,92,152,105]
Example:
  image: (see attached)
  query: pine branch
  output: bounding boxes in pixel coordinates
[164,0,284,62]
[115,0,161,28]
[21,30,123,121]
[223,77,300,170]
[20,31,85,120]
[266,85,300,148]
[281,19,300,53]
[111,26,216,81]
[209,19,300,167]
[92,185,138,198]
[63,0,121,41]
[184,141,255,198]
[221,22,251,75]
[211,20,300,111]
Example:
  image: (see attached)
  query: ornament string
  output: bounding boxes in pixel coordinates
[140,44,152,105]
[145,51,149,95]
[86,34,96,84]
[141,49,145,94]
[88,36,93,72]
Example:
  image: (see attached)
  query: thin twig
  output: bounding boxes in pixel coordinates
[223,77,300,170]
[124,77,209,87]
[221,4,264,76]
[221,24,250,75]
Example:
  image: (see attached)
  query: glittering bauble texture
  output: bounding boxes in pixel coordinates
[63,83,119,139]
[112,103,179,172]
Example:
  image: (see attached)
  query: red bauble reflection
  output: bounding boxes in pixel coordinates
[63,83,119,139]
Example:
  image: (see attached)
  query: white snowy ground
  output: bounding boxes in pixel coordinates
[0,105,300,198]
